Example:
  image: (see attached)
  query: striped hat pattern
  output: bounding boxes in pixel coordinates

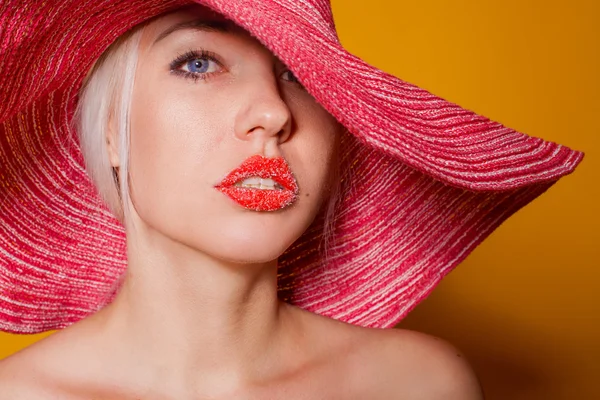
[0,0,583,333]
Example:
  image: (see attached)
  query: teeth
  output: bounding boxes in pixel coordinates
[235,177,283,190]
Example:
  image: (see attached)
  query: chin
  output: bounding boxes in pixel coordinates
[156,207,311,265]
[213,248,284,265]
[204,212,308,264]
[136,192,320,265]
[188,234,291,265]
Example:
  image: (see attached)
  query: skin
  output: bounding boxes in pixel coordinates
[0,6,483,400]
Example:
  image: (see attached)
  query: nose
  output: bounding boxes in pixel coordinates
[234,80,293,145]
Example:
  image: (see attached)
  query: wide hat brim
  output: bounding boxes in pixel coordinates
[0,0,583,333]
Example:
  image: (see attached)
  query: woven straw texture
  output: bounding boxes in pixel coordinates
[0,0,584,333]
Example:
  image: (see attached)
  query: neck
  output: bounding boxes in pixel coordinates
[88,217,304,396]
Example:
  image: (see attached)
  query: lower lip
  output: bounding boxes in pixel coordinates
[216,186,297,211]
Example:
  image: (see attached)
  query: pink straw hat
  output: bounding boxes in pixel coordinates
[0,0,584,333]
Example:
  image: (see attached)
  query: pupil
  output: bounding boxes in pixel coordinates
[189,59,206,73]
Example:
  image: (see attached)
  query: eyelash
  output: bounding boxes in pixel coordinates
[169,49,223,82]
[169,49,303,87]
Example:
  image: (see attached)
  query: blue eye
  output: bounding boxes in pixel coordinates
[184,58,217,74]
[170,50,223,81]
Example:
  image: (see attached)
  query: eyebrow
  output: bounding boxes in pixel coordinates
[153,19,233,45]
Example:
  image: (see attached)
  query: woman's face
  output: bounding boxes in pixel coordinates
[118,6,341,263]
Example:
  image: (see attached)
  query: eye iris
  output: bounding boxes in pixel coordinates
[187,58,209,73]
[286,70,299,83]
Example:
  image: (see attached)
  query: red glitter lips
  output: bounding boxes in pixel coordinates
[215,155,299,211]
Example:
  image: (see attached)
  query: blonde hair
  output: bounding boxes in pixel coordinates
[75,28,144,223]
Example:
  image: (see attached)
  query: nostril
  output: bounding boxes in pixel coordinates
[233,96,293,141]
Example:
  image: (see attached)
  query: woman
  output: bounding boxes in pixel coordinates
[0,1,582,398]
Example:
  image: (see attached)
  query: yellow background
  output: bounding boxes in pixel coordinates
[1,0,598,398]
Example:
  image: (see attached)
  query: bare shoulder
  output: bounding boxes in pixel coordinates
[0,351,51,399]
[0,334,81,400]
[350,328,484,400]
[292,306,483,399]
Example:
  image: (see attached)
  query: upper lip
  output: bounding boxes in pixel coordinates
[216,155,299,193]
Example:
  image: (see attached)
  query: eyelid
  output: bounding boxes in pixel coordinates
[281,69,295,81]
[169,50,304,88]
[280,68,304,88]
[169,49,226,82]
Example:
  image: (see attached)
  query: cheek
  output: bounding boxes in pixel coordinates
[122,71,339,262]
[290,106,340,204]
[127,77,228,221]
